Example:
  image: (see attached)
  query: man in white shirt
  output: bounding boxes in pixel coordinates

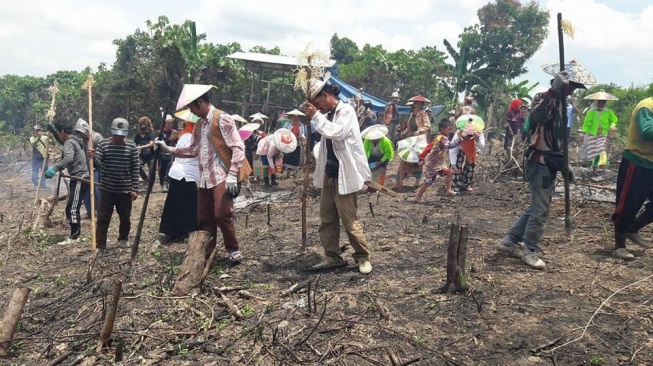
[302,74,373,275]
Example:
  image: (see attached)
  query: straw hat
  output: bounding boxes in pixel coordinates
[165,114,174,122]
[249,112,269,122]
[285,109,306,117]
[308,72,332,99]
[175,84,215,111]
[174,109,200,123]
[231,114,248,123]
[407,95,431,104]
[273,128,298,154]
[541,60,597,86]
[361,125,388,140]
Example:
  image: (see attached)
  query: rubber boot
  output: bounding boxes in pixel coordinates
[264,176,270,187]
[271,174,278,186]
[633,211,653,233]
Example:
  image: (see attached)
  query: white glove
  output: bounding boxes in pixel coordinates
[226,172,238,196]
[154,139,171,153]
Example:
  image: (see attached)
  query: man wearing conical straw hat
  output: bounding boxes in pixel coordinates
[155,84,248,264]
[497,62,594,270]
[302,73,373,275]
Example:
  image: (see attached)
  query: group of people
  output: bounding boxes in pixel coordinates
[31,59,653,278]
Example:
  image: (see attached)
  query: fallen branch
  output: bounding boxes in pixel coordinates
[546,274,653,353]
[0,287,31,356]
[220,293,242,320]
[530,336,562,353]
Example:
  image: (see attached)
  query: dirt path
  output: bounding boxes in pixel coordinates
[0,148,651,365]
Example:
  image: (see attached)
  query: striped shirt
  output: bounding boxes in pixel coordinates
[174,106,245,189]
[94,138,139,194]
[312,101,371,195]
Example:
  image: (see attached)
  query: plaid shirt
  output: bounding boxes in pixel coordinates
[173,106,244,189]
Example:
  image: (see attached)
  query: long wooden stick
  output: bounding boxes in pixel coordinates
[34,81,59,206]
[83,75,97,253]
[97,279,122,352]
[300,57,312,251]
[0,287,30,356]
[557,13,572,236]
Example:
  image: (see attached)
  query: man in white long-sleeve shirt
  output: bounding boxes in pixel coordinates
[302,74,373,275]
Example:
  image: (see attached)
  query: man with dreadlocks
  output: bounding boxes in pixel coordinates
[496,70,587,269]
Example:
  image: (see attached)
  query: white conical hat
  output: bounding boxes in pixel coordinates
[174,109,200,123]
[285,109,306,117]
[361,125,388,140]
[175,84,214,111]
[249,112,269,122]
[231,114,248,123]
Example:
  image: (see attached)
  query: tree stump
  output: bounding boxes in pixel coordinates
[173,231,213,296]
[440,224,470,293]
[0,287,30,356]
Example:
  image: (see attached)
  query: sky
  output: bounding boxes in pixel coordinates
[1,0,652,98]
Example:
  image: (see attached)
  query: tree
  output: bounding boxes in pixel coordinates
[330,34,359,64]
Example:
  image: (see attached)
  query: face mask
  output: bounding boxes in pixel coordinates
[139,124,146,129]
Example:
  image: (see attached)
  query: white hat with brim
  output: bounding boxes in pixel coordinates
[231,114,248,123]
[308,72,332,100]
[361,125,388,140]
[176,84,215,111]
[273,128,298,154]
[249,112,269,122]
[541,60,597,86]
[165,114,174,122]
[174,109,200,123]
[238,122,261,141]
[74,118,90,135]
[285,109,306,117]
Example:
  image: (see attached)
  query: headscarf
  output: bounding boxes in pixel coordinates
[179,121,195,138]
[509,99,524,111]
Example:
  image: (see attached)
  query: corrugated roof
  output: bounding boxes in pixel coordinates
[227,52,336,72]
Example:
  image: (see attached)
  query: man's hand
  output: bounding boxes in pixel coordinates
[566,167,576,184]
[44,167,57,179]
[131,191,138,201]
[302,102,318,119]
[226,172,238,196]
[87,147,95,159]
[154,139,171,153]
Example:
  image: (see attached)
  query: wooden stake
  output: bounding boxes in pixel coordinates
[83,75,97,253]
[441,224,460,293]
[97,279,122,352]
[0,287,30,356]
[300,57,312,252]
[455,225,469,291]
[366,180,398,197]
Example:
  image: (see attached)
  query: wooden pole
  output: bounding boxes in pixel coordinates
[0,287,31,356]
[455,225,469,291]
[97,279,122,352]
[300,57,312,251]
[557,12,572,236]
[34,81,59,206]
[441,223,460,293]
[83,75,97,253]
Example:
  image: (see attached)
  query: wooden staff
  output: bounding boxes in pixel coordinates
[83,75,97,252]
[557,13,572,235]
[300,57,312,251]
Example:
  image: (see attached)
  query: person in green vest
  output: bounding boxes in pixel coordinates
[581,97,618,172]
[611,97,653,260]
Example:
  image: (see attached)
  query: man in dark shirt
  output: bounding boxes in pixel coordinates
[134,116,156,187]
[383,91,400,146]
[159,115,177,191]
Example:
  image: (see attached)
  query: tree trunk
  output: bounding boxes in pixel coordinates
[97,279,122,353]
[173,231,213,295]
[441,224,470,293]
[0,287,30,356]
[455,226,469,291]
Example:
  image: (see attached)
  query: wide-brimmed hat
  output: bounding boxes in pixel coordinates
[407,95,431,104]
[249,112,269,122]
[391,91,399,99]
[308,72,332,99]
[74,118,90,135]
[111,118,129,136]
[175,84,215,111]
[238,122,261,141]
[273,128,298,154]
[584,91,618,101]
[231,114,248,124]
[165,114,174,122]
[285,109,306,117]
[174,109,200,123]
[542,60,597,86]
[361,125,388,140]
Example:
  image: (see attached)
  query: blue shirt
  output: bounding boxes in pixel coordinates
[567,104,574,128]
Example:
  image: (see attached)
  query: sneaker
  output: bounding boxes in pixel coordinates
[116,240,131,249]
[229,251,243,264]
[521,252,546,269]
[496,237,522,258]
[57,237,80,245]
[626,232,653,249]
[357,260,373,275]
[312,257,347,270]
[613,248,635,260]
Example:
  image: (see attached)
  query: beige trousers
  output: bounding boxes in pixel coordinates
[319,177,370,262]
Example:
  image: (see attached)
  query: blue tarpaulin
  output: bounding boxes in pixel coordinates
[329,76,445,118]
